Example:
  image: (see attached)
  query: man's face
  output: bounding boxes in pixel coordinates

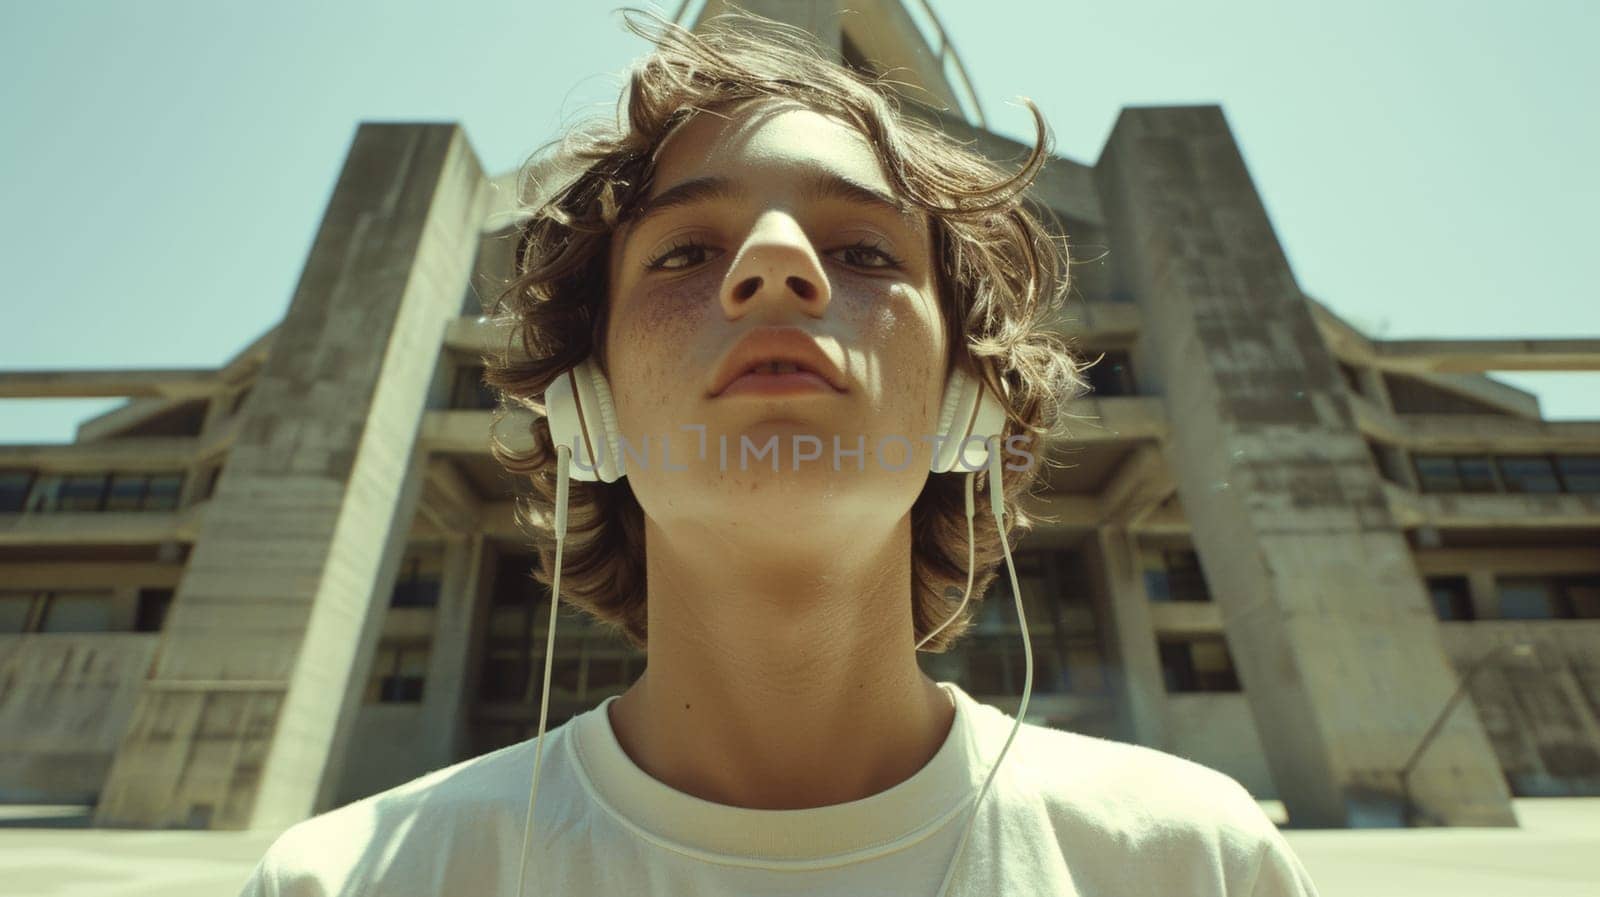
[604,98,949,536]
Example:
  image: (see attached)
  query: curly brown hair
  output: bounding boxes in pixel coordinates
[480,7,1090,653]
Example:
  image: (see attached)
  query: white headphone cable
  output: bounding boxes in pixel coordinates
[515,443,570,897]
[927,446,1033,897]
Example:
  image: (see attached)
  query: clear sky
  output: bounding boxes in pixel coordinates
[2,0,1595,444]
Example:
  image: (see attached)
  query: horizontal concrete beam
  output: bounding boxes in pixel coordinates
[1056,396,1170,443]
[1415,492,1600,529]
[1374,338,1600,374]
[1352,393,1600,451]
[0,437,199,471]
[1309,296,1600,374]
[0,503,204,546]
[1148,600,1223,636]
[0,369,223,401]
[2,561,185,590]
[1098,442,1175,528]
[1413,546,1600,576]
[1310,299,1544,416]
[1380,480,1600,530]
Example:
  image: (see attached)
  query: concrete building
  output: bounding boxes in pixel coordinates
[2,0,1597,833]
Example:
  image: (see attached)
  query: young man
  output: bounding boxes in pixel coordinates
[239,10,1320,896]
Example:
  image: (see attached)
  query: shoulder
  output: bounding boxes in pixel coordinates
[1010,722,1276,842]
[994,720,1317,894]
[242,734,551,895]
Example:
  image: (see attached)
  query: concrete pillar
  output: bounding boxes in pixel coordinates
[419,533,485,768]
[1356,367,1423,492]
[1084,526,1171,750]
[1467,569,1500,621]
[1093,106,1515,827]
[95,124,490,830]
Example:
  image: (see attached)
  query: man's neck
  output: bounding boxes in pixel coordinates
[605,514,957,810]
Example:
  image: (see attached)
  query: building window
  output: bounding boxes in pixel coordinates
[1497,575,1600,620]
[18,472,184,512]
[1410,453,1600,495]
[0,593,36,633]
[1555,456,1600,493]
[479,652,529,702]
[1158,636,1241,692]
[1413,456,1460,493]
[1142,548,1212,602]
[450,366,498,410]
[38,592,115,633]
[1414,454,1511,493]
[1497,456,1561,494]
[474,552,651,715]
[1566,578,1600,619]
[136,588,175,632]
[368,643,430,703]
[949,551,1109,698]
[0,470,34,512]
[1083,350,1138,397]
[105,474,150,511]
[144,474,184,510]
[59,475,109,511]
[965,637,1027,696]
[1497,578,1558,619]
[1425,576,1474,620]
[391,543,445,607]
[1455,456,1499,492]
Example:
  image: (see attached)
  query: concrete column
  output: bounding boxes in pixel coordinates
[1357,367,1393,411]
[95,124,490,830]
[1093,106,1515,828]
[1466,570,1500,621]
[419,533,485,768]
[1084,526,1171,750]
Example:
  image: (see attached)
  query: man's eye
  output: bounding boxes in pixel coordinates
[645,239,718,271]
[646,235,908,268]
[835,239,903,269]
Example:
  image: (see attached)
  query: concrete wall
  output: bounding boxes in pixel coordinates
[93,123,492,830]
[0,634,157,803]
[1093,105,1516,827]
[1438,621,1600,796]
[1166,693,1279,798]
[331,534,486,806]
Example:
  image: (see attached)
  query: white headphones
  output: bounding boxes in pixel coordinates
[515,356,1034,897]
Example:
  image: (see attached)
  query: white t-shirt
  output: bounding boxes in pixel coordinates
[238,681,1320,896]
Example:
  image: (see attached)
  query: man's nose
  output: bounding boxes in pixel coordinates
[719,211,831,318]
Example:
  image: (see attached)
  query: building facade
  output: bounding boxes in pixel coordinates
[2,0,1597,832]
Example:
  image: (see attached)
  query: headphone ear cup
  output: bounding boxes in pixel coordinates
[930,367,968,473]
[576,359,624,483]
[542,357,625,483]
[931,365,1006,474]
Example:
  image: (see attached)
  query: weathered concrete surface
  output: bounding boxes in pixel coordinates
[1438,621,1600,796]
[1093,105,1517,827]
[92,123,491,830]
[0,635,158,803]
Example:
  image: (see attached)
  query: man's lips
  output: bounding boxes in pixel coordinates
[715,369,839,397]
[707,327,850,397]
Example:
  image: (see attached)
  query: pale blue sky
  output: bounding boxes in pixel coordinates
[2,0,1595,444]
